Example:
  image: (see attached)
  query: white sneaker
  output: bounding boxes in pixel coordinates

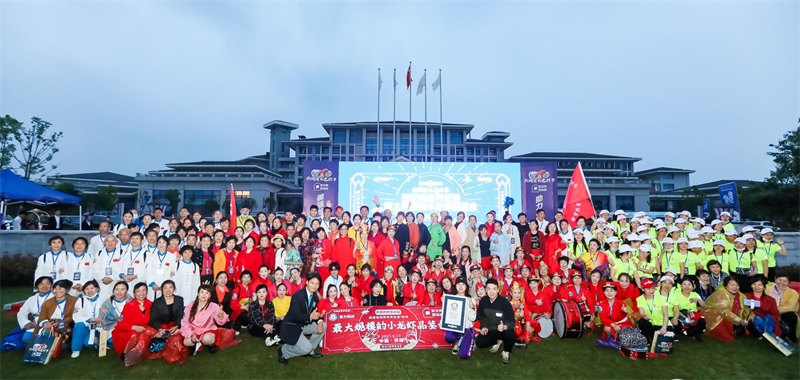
[502,351,510,364]
[489,340,502,353]
[452,345,459,355]
[265,337,276,347]
[71,351,80,359]
[235,331,240,336]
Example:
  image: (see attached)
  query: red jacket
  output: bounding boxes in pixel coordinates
[613,282,641,313]
[745,292,781,335]
[261,248,276,271]
[587,281,606,307]
[421,291,442,307]
[522,230,547,260]
[544,284,568,302]
[403,281,426,304]
[598,298,634,338]
[113,299,152,356]
[230,282,252,321]
[355,275,377,298]
[565,284,594,315]
[425,270,447,288]
[235,249,263,282]
[376,238,401,274]
[524,288,551,315]
[499,277,523,297]
[331,236,356,269]
[318,298,338,316]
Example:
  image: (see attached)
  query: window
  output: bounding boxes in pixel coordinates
[333,157,340,162]
[416,139,427,155]
[489,137,503,142]
[434,147,441,155]
[592,196,610,212]
[366,138,377,154]
[467,147,474,155]
[399,139,409,155]
[616,196,634,211]
[184,190,221,214]
[558,195,566,209]
[366,156,374,162]
[661,174,674,180]
[348,146,355,154]
[333,147,340,154]
[382,139,393,154]
[489,148,496,156]
[450,132,463,144]
[322,147,330,154]
[662,183,675,190]
[299,147,307,154]
[433,133,441,144]
[349,131,358,143]
[456,147,463,155]
[151,190,172,213]
[333,131,345,144]
[450,146,455,155]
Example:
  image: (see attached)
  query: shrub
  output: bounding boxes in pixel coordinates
[0,254,37,287]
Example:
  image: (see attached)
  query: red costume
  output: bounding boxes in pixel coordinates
[565,283,594,316]
[376,238,401,276]
[425,270,446,290]
[613,282,641,313]
[522,230,547,264]
[499,276,522,297]
[317,298,338,316]
[598,298,634,338]
[260,248,276,271]
[331,235,356,269]
[269,278,293,300]
[234,248,262,282]
[587,281,606,308]
[402,281,426,305]
[524,287,551,316]
[421,291,442,307]
[544,283,568,302]
[230,282,252,321]
[113,298,152,356]
[543,234,565,270]
[355,275,377,299]
[510,258,532,276]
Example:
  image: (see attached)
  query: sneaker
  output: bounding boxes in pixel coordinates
[235,331,240,336]
[502,351,510,364]
[452,345,459,355]
[71,351,80,359]
[489,340,502,353]
[265,337,277,347]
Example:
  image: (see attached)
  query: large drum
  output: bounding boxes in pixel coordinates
[552,300,585,339]
[537,317,553,339]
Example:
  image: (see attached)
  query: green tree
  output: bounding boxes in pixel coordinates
[12,117,63,180]
[264,197,277,213]
[679,186,705,213]
[53,181,80,197]
[240,197,257,212]
[165,189,181,215]
[0,115,22,170]
[202,199,220,217]
[82,187,118,213]
[767,128,799,186]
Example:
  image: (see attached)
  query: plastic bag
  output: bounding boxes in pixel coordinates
[2,328,26,351]
[124,326,159,367]
[162,335,189,364]
[214,328,242,350]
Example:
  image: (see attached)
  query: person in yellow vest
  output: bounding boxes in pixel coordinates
[722,229,738,251]
[237,207,256,230]
[659,237,683,278]
[757,228,787,282]
[663,212,676,228]
[719,211,736,231]
[710,220,726,241]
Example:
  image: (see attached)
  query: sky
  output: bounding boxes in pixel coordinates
[2,1,797,185]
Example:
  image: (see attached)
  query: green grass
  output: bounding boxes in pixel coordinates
[1,287,797,380]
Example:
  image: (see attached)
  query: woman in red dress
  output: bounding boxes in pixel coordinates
[421,279,442,307]
[598,283,634,339]
[113,283,152,356]
[542,223,565,273]
[317,284,339,317]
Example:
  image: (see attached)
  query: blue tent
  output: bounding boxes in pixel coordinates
[0,169,81,205]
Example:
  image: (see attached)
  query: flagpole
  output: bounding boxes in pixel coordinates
[424,68,428,162]
[409,61,412,160]
[393,68,397,157]
[439,69,443,161]
[377,68,381,159]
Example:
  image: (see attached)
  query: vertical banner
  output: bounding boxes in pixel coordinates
[520,162,558,219]
[702,198,710,219]
[303,161,339,215]
[717,182,741,223]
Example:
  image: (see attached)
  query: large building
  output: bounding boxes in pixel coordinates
[508,152,653,212]
[46,172,138,211]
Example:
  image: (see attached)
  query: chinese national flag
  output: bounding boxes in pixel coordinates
[228,183,237,236]
[406,65,412,89]
[563,162,596,228]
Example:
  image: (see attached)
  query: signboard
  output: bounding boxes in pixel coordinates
[520,162,558,220]
[322,306,450,354]
[717,182,741,223]
[302,161,339,216]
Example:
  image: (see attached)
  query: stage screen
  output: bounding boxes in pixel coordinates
[337,162,522,218]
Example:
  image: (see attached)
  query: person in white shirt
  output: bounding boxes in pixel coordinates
[322,262,343,298]
[34,236,68,286]
[152,208,170,235]
[142,228,160,257]
[121,232,148,296]
[113,212,134,236]
[535,209,549,233]
[59,237,93,297]
[501,213,521,253]
[117,228,133,257]
[145,236,177,301]
[175,246,201,303]
[17,276,54,343]
[93,235,124,300]
[88,222,114,260]
[12,211,25,230]
[70,280,103,358]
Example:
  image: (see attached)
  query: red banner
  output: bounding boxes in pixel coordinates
[321,306,451,354]
[563,162,596,228]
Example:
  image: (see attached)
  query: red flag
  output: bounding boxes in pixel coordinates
[563,162,596,228]
[228,183,237,236]
[406,65,412,89]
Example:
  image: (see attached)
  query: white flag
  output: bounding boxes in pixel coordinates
[378,71,383,91]
[393,71,398,90]
[432,72,441,92]
[416,72,426,95]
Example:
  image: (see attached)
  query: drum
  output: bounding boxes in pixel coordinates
[552,300,584,339]
[537,317,553,339]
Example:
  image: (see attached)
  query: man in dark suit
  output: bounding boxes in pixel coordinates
[47,210,63,230]
[278,274,324,364]
[81,215,94,230]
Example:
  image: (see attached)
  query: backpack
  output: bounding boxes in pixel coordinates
[618,326,648,350]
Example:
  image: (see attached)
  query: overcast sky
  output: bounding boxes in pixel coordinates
[2,1,797,185]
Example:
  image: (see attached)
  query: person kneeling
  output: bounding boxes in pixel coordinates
[181,285,229,355]
[278,274,325,364]
[475,279,516,364]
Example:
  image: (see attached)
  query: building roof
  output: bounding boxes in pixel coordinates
[509,152,641,161]
[635,167,696,176]
[687,180,762,191]
[321,121,475,133]
[263,120,299,131]
[164,155,279,177]
[54,172,135,182]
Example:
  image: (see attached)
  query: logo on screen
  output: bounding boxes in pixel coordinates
[526,170,554,184]
[307,168,336,182]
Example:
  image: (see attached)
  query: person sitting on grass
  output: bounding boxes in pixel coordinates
[475,279,516,364]
[249,284,278,346]
[703,277,753,342]
[181,284,229,355]
[17,276,53,343]
[766,273,799,343]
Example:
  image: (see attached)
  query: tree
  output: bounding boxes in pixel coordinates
[82,187,118,213]
[240,197,257,212]
[202,199,220,217]
[679,186,705,213]
[53,181,80,197]
[767,127,799,186]
[264,197,277,213]
[0,115,22,170]
[12,117,63,180]
[165,189,181,215]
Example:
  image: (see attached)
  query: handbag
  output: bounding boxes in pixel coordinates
[23,330,60,365]
[650,331,674,357]
[1,328,26,351]
[618,326,648,350]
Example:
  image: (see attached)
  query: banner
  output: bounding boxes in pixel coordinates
[717,182,741,223]
[520,162,558,220]
[562,162,596,228]
[322,306,450,354]
[303,161,339,215]
[702,198,710,219]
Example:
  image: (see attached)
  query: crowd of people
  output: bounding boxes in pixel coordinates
[16,202,799,365]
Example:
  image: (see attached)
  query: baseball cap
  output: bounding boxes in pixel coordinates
[710,219,722,226]
[639,244,651,252]
[721,211,731,217]
[724,229,738,236]
[713,240,725,246]
[641,278,655,289]
[662,237,674,244]
[676,237,689,244]
[701,227,715,234]
[761,228,774,234]
[675,218,687,224]
[734,237,747,245]
[606,236,620,244]
[668,226,680,234]
[688,241,704,249]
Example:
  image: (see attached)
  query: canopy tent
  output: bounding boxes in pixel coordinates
[0,169,83,229]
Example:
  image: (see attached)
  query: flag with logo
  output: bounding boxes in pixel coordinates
[228,184,237,236]
[563,162,596,228]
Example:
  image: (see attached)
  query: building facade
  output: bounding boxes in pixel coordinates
[636,167,695,192]
[46,172,138,211]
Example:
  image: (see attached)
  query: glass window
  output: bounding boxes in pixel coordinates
[661,173,674,180]
[349,131,358,143]
[416,139,427,155]
[662,183,675,190]
[348,146,355,154]
[450,146,455,155]
[333,157,340,162]
[558,195,566,209]
[592,196,610,211]
[299,147,307,154]
[184,190,221,214]
[366,138,377,154]
[489,148,496,156]
[366,156,374,162]
[466,147,474,155]
[450,132,463,144]
[382,139,393,154]
[333,147,340,154]
[616,196,634,211]
[433,133,441,144]
[400,138,410,155]
[322,147,330,154]
[456,148,463,155]
[333,131,345,143]
[434,147,441,155]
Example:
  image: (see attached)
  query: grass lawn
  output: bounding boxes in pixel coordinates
[0,286,797,380]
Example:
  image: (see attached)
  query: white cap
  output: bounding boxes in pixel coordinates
[710,219,722,226]
[617,214,628,220]
[655,223,667,230]
[665,268,678,276]
[701,227,715,234]
[654,218,664,225]
[634,211,647,218]
[660,276,675,283]
[573,228,585,235]
[761,228,774,234]
[680,210,691,217]
[607,224,618,232]
[713,240,725,246]
[619,244,633,253]
[692,218,705,225]
[675,218,687,224]
[614,210,625,216]
[627,234,641,242]
[639,233,651,241]
[676,237,689,244]
[688,241,704,249]
[620,228,631,234]
[743,233,755,240]
[721,211,731,217]
[637,226,648,233]
[662,237,675,244]
[686,230,700,239]
[741,226,755,233]
[668,226,681,234]
[642,218,653,224]
[640,244,651,252]
[596,217,606,223]
[724,229,738,236]
[599,210,610,216]
[607,236,620,243]
[665,212,675,218]
[734,237,747,245]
